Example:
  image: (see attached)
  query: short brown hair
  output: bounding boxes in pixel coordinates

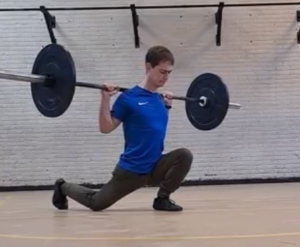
[145,45,175,67]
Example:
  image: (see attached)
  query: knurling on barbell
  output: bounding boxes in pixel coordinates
[0,43,241,131]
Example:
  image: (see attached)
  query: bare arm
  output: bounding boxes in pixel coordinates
[98,95,121,134]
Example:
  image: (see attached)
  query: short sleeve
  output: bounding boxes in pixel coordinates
[111,93,129,122]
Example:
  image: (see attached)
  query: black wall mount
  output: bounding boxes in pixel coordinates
[297,10,300,43]
[130,4,139,48]
[40,6,57,44]
[215,2,225,46]
[0,2,299,48]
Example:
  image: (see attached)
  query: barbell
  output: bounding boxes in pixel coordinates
[0,44,241,131]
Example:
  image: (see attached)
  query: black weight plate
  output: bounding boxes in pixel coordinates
[185,73,229,131]
[31,44,76,118]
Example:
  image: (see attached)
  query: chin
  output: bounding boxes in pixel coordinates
[157,81,166,87]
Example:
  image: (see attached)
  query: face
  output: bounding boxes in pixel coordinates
[146,61,173,88]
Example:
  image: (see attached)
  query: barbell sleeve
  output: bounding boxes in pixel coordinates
[172,95,241,109]
[229,103,241,109]
[0,69,45,84]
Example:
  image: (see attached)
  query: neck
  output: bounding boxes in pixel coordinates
[138,77,158,93]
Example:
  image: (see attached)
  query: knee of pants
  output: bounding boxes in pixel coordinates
[177,147,193,168]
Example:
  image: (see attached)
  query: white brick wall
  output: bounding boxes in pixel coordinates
[1,0,300,188]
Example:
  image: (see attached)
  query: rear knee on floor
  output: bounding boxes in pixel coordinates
[90,202,112,212]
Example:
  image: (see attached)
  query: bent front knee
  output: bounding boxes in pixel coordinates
[177,148,193,163]
[176,148,193,171]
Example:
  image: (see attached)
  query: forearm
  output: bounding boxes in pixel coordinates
[99,96,115,133]
[166,105,172,116]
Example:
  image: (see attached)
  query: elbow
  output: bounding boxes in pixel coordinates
[99,127,111,134]
[99,123,114,134]
[98,118,119,134]
[98,121,110,134]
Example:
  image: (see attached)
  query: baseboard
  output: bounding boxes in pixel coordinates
[0,176,299,192]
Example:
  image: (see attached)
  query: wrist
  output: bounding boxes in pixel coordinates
[101,94,111,101]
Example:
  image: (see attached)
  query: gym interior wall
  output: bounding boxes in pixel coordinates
[0,0,299,190]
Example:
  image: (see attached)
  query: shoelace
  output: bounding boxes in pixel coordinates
[165,198,176,205]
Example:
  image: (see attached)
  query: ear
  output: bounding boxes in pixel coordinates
[145,63,151,73]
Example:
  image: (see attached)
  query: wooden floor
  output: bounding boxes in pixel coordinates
[0,183,300,247]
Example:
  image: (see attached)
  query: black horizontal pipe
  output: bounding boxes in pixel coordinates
[76,81,201,102]
[0,2,300,11]
[76,81,128,92]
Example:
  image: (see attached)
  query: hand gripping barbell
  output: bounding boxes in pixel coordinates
[0,44,241,131]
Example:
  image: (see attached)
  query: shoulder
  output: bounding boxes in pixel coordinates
[122,85,141,96]
[113,86,137,108]
[115,86,140,102]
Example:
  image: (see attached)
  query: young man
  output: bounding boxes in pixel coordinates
[52,46,193,212]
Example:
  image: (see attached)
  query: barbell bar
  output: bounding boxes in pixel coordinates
[0,43,241,131]
[75,82,241,109]
[0,69,241,109]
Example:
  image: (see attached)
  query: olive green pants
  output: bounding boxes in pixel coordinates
[61,148,193,211]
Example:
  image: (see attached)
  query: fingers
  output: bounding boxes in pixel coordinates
[103,83,118,92]
[162,91,173,99]
[102,83,119,96]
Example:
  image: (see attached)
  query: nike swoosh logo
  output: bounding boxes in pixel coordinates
[138,102,148,105]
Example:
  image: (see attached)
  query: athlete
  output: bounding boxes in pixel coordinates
[52,45,193,212]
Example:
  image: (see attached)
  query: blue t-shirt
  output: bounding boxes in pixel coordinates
[111,85,169,174]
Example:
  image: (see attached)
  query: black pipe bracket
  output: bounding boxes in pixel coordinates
[130,4,139,48]
[215,2,225,46]
[297,10,300,43]
[40,6,57,44]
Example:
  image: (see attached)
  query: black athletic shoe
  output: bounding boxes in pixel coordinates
[52,178,68,210]
[153,196,183,212]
